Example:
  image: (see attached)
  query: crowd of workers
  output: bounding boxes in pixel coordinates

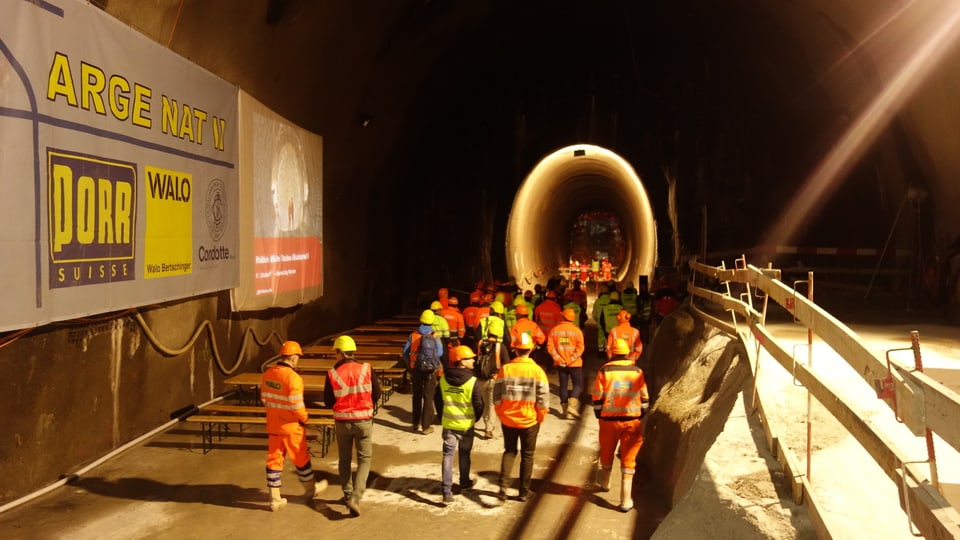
[259,273,680,517]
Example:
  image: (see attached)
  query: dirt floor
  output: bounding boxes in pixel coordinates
[2,311,956,539]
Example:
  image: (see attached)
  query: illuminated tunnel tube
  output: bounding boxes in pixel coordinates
[506,144,657,289]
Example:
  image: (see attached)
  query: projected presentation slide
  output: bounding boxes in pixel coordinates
[231,91,323,311]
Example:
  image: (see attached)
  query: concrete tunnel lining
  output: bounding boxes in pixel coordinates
[506,144,657,289]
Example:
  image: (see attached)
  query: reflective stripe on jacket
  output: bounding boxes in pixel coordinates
[261,362,307,434]
[591,359,649,420]
[493,357,549,429]
[546,320,585,367]
[328,361,374,421]
[509,317,545,348]
[440,376,478,431]
[606,323,642,362]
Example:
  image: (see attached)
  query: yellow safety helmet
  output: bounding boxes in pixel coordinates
[279,340,302,356]
[420,309,436,324]
[611,338,631,356]
[332,335,357,352]
[430,300,443,311]
[490,301,505,315]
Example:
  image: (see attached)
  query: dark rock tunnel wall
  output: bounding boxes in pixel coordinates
[4,0,959,505]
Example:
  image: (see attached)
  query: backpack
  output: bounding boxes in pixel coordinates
[413,333,441,372]
[477,341,501,379]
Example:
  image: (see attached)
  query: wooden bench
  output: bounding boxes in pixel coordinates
[184,411,335,456]
[378,367,408,404]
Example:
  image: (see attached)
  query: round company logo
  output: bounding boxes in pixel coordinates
[205,178,227,241]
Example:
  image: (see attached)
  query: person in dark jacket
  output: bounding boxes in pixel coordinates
[438,345,484,505]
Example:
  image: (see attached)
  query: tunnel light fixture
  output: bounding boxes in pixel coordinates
[574,149,586,157]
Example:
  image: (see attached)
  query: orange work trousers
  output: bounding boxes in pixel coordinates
[598,418,643,474]
[265,427,313,488]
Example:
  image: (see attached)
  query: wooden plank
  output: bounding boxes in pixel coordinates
[301,344,403,356]
[353,325,415,333]
[200,404,334,416]
[296,358,398,372]
[225,372,325,391]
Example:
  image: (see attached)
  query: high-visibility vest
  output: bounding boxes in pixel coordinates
[439,306,465,338]
[591,359,649,419]
[601,302,623,333]
[562,301,581,324]
[431,313,450,339]
[592,293,611,322]
[480,315,504,343]
[261,362,308,434]
[607,323,642,361]
[494,357,550,429]
[440,376,477,431]
[547,321,585,367]
[327,361,374,421]
[510,317,545,347]
[621,289,638,316]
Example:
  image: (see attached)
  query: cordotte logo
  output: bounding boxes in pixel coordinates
[48,150,136,288]
[204,178,227,241]
[199,177,230,263]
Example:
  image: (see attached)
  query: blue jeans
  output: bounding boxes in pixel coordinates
[335,419,373,501]
[441,427,475,496]
[557,366,583,404]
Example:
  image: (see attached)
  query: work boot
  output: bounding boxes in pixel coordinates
[345,495,361,517]
[561,401,569,418]
[619,473,635,512]
[269,487,287,512]
[567,397,580,419]
[597,466,612,492]
[305,479,328,499]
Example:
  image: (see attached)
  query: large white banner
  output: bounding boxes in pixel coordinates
[0,0,239,331]
[231,91,323,311]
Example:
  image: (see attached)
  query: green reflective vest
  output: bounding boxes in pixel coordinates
[440,376,477,431]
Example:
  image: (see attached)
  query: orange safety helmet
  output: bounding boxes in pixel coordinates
[438,287,449,298]
[469,291,482,304]
[617,309,631,323]
[513,332,534,350]
[546,290,557,300]
[279,340,302,356]
[482,293,494,304]
[611,338,631,356]
[562,308,577,322]
[515,304,529,316]
[449,296,459,306]
[454,345,476,363]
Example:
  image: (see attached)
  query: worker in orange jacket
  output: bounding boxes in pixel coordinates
[509,304,545,350]
[261,340,325,511]
[493,333,550,503]
[439,296,466,345]
[591,338,649,513]
[546,308,586,419]
[606,309,643,363]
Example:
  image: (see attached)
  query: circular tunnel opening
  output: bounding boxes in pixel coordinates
[506,144,657,289]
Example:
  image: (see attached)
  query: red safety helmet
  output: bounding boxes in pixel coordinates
[469,291,482,304]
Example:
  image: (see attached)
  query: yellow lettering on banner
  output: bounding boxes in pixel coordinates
[76,175,95,246]
[47,52,152,129]
[212,117,226,151]
[47,52,78,106]
[51,163,73,252]
[161,96,210,145]
[80,62,106,115]
[132,84,151,128]
[109,76,131,120]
